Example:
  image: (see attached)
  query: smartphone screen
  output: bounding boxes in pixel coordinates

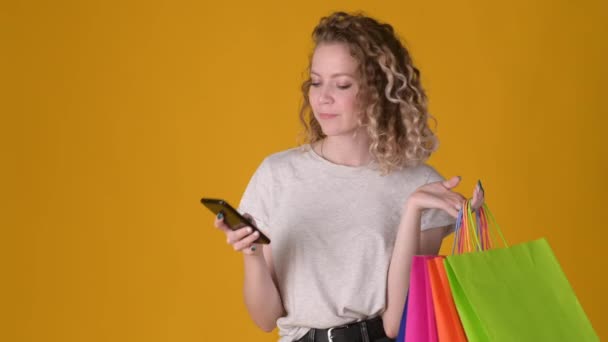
[201,198,270,244]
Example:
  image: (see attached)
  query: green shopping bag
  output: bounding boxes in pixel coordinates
[445,202,598,341]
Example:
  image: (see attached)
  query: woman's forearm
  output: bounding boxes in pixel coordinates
[242,254,285,332]
[381,204,422,338]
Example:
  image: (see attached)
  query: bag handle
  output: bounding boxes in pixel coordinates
[451,199,508,254]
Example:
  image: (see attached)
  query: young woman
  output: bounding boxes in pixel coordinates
[213,11,484,342]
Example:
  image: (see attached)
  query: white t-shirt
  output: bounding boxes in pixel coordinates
[238,144,456,342]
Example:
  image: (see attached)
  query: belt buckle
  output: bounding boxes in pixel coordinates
[327,323,350,342]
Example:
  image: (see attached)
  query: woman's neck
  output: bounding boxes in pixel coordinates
[317,132,373,167]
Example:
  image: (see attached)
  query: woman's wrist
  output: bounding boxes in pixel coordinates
[403,196,423,216]
[398,198,423,233]
[243,247,265,259]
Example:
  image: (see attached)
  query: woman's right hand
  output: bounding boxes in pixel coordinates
[214,212,263,256]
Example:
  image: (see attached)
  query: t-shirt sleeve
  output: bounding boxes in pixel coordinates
[237,158,273,233]
[420,166,457,236]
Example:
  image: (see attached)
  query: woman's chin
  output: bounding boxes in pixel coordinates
[320,127,357,137]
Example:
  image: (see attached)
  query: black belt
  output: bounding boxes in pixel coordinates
[295,316,393,342]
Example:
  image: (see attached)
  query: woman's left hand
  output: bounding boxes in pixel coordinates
[470,180,485,212]
[406,177,485,218]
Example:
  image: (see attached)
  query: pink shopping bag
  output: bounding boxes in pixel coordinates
[404,255,438,342]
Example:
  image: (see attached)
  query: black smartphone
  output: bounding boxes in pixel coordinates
[201,198,271,244]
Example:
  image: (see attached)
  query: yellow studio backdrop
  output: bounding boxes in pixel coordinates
[2,0,606,341]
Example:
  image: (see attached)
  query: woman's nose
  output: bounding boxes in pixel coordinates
[318,87,333,104]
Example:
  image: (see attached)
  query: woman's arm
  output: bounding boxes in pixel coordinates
[243,244,286,332]
[215,213,285,332]
[381,203,423,338]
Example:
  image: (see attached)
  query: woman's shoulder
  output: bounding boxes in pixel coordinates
[391,161,436,175]
[390,162,445,183]
[261,144,311,166]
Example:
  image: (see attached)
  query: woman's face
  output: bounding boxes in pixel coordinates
[308,42,363,137]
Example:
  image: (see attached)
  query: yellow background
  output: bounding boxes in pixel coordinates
[2,0,606,341]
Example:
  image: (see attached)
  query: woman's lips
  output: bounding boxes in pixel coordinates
[319,113,339,120]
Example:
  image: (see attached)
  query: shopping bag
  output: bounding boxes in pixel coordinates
[445,202,599,341]
[396,291,409,342]
[420,200,487,342]
[427,256,467,342]
[397,197,483,342]
[402,255,438,342]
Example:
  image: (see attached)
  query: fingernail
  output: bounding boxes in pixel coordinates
[247,227,252,233]
[254,231,259,236]
[217,212,224,220]
[478,180,485,194]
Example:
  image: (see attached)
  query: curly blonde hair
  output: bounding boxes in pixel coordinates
[298,11,439,175]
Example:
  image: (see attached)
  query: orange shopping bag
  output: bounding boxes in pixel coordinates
[427,256,467,342]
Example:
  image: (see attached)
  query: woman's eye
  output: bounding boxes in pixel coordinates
[310,82,352,90]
